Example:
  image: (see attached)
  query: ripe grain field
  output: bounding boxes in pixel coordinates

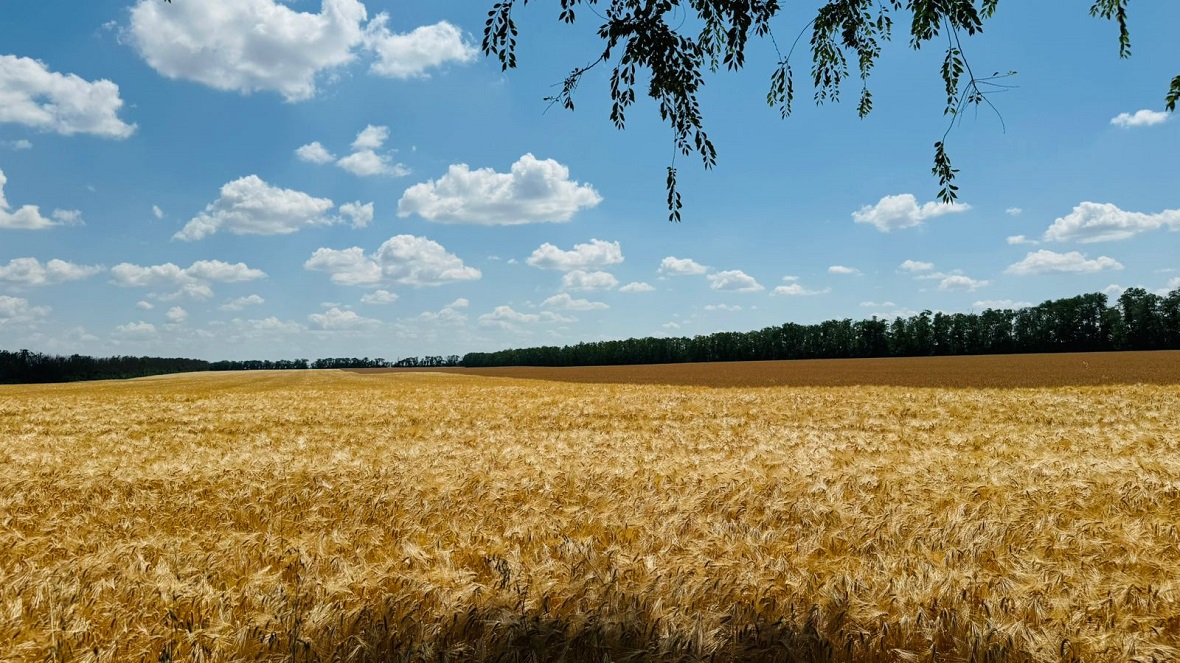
[2,355,1180,661]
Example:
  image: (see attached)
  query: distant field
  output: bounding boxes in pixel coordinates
[2,369,1179,661]
[361,350,1180,388]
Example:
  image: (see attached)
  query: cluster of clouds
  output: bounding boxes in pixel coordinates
[297,125,410,177]
[305,235,480,287]
[126,0,476,102]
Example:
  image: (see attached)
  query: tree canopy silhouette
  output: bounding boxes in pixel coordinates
[480,0,1179,220]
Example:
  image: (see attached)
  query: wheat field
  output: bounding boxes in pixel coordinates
[2,368,1180,661]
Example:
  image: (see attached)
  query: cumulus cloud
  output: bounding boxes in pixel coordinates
[296,142,336,164]
[337,149,409,177]
[479,305,540,326]
[1006,207,1023,216]
[541,293,608,311]
[1041,202,1180,243]
[561,270,618,291]
[219,294,265,311]
[136,301,154,311]
[302,125,410,178]
[1005,250,1124,276]
[0,170,81,230]
[128,0,368,102]
[619,281,655,293]
[937,274,989,292]
[1110,109,1170,128]
[398,154,602,225]
[305,234,480,287]
[174,175,368,240]
[704,304,742,312]
[1007,235,1037,245]
[772,277,829,296]
[165,306,188,323]
[0,295,50,327]
[152,205,165,220]
[110,259,266,299]
[360,289,398,305]
[0,55,136,138]
[339,201,374,228]
[707,270,764,292]
[417,299,469,324]
[364,19,476,78]
[852,194,969,232]
[828,265,861,275]
[0,258,102,286]
[2,139,33,150]
[112,321,157,338]
[308,307,380,330]
[526,239,623,271]
[899,260,934,273]
[658,256,708,276]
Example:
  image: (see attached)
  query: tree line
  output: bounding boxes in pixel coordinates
[3,288,1177,384]
[462,288,1180,367]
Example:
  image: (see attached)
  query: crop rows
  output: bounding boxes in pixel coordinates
[2,370,1179,661]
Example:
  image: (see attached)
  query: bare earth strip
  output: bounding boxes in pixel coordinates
[2,369,1179,661]
[360,351,1180,388]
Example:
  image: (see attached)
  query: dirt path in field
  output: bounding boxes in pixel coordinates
[349,351,1180,388]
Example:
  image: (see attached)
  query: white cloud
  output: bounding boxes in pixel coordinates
[1042,202,1180,243]
[662,322,681,330]
[859,301,896,308]
[339,201,374,228]
[128,0,369,102]
[2,139,33,150]
[0,55,136,138]
[1007,235,1037,245]
[1005,250,1124,276]
[619,282,655,293]
[561,270,618,291]
[399,154,602,225]
[479,305,540,326]
[526,239,623,271]
[1167,277,1180,291]
[364,18,476,78]
[219,294,265,311]
[351,124,388,150]
[852,193,970,232]
[938,274,989,291]
[1110,109,1170,128]
[772,277,830,296]
[1006,207,1023,216]
[707,270,764,292]
[336,150,409,177]
[828,265,861,275]
[1103,284,1126,298]
[0,170,79,230]
[308,307,380,330]
[0,295,50,327]
[175,175,364,240]
[899,260,934,273]
[704,304,743,312]
[165,306,188,323]
[541,293,608,311]
[152,205,165,220]
[0,258,102,286]
[360,289,398,305]
[417,299,469,324]
[296,142,336,164]
[658,256,708,276]
[136,301,154,311]
[972,299,1032,310]
[305,235,480,287]
[110,260,265,299]
[112,321,157,338]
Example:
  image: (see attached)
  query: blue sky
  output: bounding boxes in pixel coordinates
[0,1,1177,361]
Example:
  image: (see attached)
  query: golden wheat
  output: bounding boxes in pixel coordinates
[1,370,1179,661]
